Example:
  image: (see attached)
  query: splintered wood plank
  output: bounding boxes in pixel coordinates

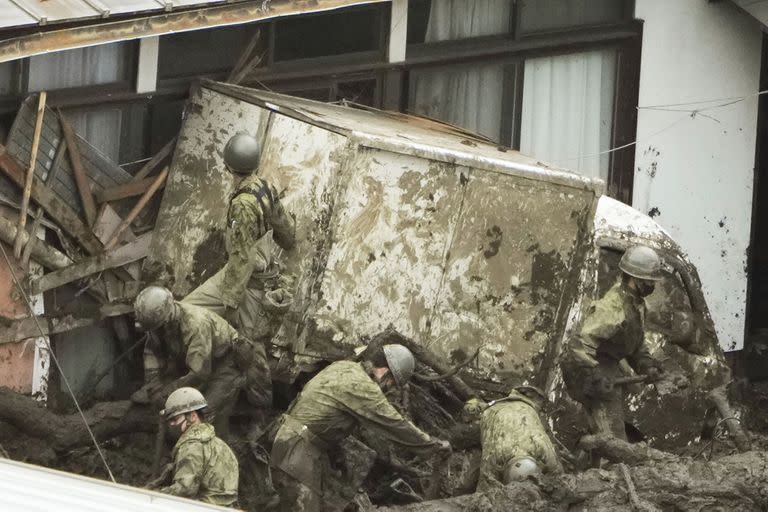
[93,204,136,245]
[94,176,162,203]
[30,232,152,294]
[58,110,98,227]
[0,144,103,255]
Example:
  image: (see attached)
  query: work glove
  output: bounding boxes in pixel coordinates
[131,379,165,404]
[636,360,665,383]
[462,397,488,417]
[583,372,613,400]
[435,439,452,456]
[223,306,239,325]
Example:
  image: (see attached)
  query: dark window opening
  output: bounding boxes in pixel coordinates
[273,6,384,62]
[158,26,250,79]
[746,34,768,379]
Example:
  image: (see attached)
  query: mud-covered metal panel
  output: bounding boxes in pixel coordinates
[306,149,467,352]
[428,170,595,383]
[303,146,596,380]
[256,114,350,281]
[145,87,270,295]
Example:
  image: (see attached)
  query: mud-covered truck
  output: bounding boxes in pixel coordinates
[145,81,730,449]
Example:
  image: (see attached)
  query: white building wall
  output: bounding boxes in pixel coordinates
[634,0,762,351]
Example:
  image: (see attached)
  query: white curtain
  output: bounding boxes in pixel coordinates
[425,0,512,41]
[410,64,505,140]
[409,0,512,141]
[28,43,127,162]
[520,50,617,180]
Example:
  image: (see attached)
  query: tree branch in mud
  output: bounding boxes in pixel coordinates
[361,327,479,401]
[577,434,675,465]
[0,388,155,451]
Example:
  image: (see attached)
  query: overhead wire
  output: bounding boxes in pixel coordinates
[560,88,768,164]
[0,241,116,483]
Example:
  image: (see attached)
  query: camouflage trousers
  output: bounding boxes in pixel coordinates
[183,265,283,341]
[206,341,273,436]
[582,360,628,440]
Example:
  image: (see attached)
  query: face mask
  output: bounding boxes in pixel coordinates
[636,280,656,298]
[167,417,187,442]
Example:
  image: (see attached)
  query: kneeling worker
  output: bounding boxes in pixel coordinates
[156,387,239,507]
[271,341,451,511]
[477,385,562,491]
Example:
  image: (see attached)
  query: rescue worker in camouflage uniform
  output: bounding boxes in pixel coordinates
[477,385,562,491]
[270,340,451,511]
[183,132,296,341]
[562,244,666,440]
[153,387,239,507]
[132,285,272,433]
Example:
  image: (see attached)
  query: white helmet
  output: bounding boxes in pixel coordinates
[160,387,207,420]
[503,456,541,483]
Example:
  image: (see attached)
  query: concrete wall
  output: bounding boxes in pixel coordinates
[634,0,762,350]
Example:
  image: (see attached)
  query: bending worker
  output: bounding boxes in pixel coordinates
[562,244,666,439]
[132,285,272,432]
[183,132,296,341]
[153,387,239,507]
[477,384,562,490]
[270,339,451,511]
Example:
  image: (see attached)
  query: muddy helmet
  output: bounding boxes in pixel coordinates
[134,285,175,330]
[503,456,541,483]
[223,132,260,174]
[161,387,207,419]
[619,245,664,281]
[383,344,415,386]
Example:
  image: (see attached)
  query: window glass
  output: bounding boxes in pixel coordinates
[274,6,382,61]
[0,62,16,96]
[518,0,625,35]
[28,42,130,91]
[409,62,509,141]
[519,49,617,179]
[158,26,249,79]
[408,0,513,44]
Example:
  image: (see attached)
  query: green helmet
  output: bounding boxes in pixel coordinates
[134,285,175,330]
[619,245,664,281]
[160,387,207,419]
[223,132,260,174]
[383,344,415,386]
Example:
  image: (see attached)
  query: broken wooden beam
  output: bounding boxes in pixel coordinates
[104,167,167,251]
[131,137,175,183]
[0,144,103,255]
[58,109,98,227]
[30,232,152,295]
[0,303,132,345]
[20,207,45,268]
[14,92,46,258]
[0,388,154,451]
[0,211,71,270]
[94,175,165,204]
[93,203,136,245]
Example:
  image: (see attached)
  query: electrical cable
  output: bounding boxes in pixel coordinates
[0,241,116,483]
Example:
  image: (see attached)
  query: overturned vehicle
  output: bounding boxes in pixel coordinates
[146,81,731,455]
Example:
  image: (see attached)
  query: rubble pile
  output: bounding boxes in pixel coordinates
[0,85,765,510]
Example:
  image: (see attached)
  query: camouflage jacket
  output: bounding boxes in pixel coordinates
[161,422,239,506]
[478,391,561,490]
[565,278,655,375]
[285,361,439,454]
[221,175,296,307]
[159,302,241,381]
